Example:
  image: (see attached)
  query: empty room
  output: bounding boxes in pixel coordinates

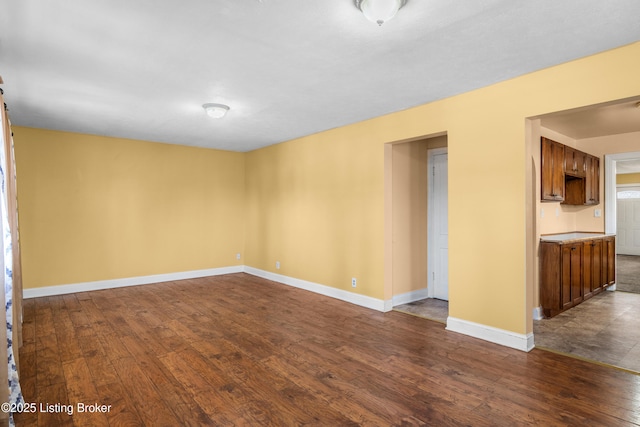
[1,1,640,426]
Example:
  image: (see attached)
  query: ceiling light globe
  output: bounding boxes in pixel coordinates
[203,103,230,119]
[357,0,406,26]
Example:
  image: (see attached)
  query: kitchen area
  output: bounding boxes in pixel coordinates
[533,98,640,373]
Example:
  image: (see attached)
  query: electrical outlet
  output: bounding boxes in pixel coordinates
[594,209,602,218]
[540,208,544,218]
[352,277,357,288]
[236,253,241,260]
[276,261,280,269]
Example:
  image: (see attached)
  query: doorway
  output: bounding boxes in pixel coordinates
[607,156,640,294]
[532,98,640,372]
[428,148,449,301]
[616,184,640,256]
[387,135,449,323]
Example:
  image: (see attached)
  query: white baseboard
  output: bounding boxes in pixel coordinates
[23,265,244,299]
[23,265,540,352]
[532,306,544,321]
[392,288,429,306]
[244,267,391,312]
[446,316,535,352]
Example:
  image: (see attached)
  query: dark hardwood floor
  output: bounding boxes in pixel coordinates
[16,273,640,426]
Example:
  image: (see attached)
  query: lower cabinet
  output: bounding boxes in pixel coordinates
[582,239,602,301]
[540,236,615,318]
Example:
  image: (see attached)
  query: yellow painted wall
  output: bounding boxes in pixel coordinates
[246,42,640,335]
[14,127,245,288]
[244,126,385,298]
[617,172,640,185]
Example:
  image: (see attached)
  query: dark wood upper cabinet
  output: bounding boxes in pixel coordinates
[541,137,565,202]
[564,147,586,177]
[541,137,600,205]
[585,155,600,205]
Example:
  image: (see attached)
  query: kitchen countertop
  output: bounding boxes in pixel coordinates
[540,232,615,243]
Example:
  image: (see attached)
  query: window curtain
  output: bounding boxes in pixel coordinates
[0,87,23,426]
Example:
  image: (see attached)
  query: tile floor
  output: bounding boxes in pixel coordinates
[533,290,640,373]
[395,291,640,374]
[393,298,448,324]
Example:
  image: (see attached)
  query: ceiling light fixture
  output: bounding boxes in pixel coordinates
[203,103,230,119]
[355,0,407,26]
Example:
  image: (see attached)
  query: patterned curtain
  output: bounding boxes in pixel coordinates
[0,102,23,425]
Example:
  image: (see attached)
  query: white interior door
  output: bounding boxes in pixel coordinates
[617,186,640,255]
[429,151,448,300]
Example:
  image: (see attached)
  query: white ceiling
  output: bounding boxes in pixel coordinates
[1,0,639,152]
[616,159,640,175]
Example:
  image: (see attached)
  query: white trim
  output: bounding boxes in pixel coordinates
[532,306,544,321]
[427,146,448,299]
[392,288,429,306]
[23,265,244,298]
[244,266,391,312]
[446,316,535,352]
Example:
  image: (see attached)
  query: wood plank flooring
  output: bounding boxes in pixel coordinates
[15,273,640,426]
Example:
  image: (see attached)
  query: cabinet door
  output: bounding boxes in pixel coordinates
[591,239,603,293]
[582,241,593,299]
[585,155,600,205]
[564,147,586,177]
[574,150,587,178]
[564,146,575,175]
[605,237,615,285]
[541,138,565,201]
[561,245,573,310]
[570,244,583,305]
[561,244,582,309]
[540,242,562,317]
[602,239,609,287]
[583,239,603,299]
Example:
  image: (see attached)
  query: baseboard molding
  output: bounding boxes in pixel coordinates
[24,265,539,352]
[392,288,429,306]
[532,306,544,321]
[244,267,391,312]
[446,316,535,352]
[23,265,245,299]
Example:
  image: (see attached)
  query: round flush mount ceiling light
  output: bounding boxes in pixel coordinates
[355,0,407,26]
[203,103,230,119]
